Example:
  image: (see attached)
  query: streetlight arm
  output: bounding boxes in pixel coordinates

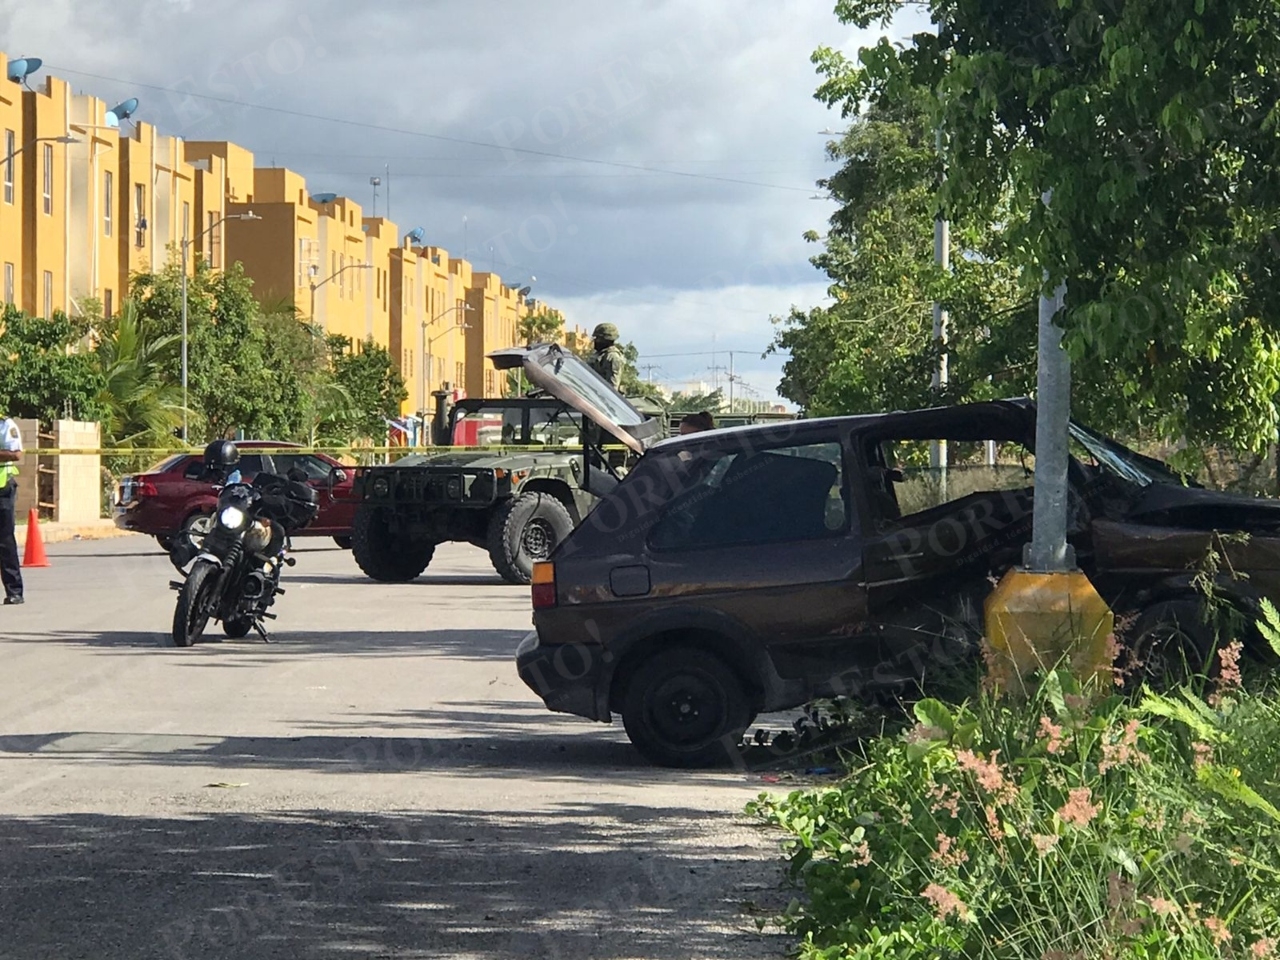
[1,134,80,165]
[183,210,259,250]
[310,262,371,292]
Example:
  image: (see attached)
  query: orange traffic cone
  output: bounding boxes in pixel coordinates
[22,508,49,568]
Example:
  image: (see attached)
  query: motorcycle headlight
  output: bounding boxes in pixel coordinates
[219,505,248,530]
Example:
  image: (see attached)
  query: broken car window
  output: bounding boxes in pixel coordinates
[648,441,847,551]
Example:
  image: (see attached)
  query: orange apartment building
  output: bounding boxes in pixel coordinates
[2,52,575,430]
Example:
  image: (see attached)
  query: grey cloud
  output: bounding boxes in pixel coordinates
[0,0,898,402]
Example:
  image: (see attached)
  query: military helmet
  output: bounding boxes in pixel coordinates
[203,439,240,471]
[592,322,619,343]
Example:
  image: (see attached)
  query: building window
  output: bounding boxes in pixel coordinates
[103,171,113,236]
[42,144,53,215]
[104,289,113,319]
[134,184,147,247]
[182,201,190,243]
[3,263,13,304]
[43,270,53,318]
[339,254,346,296]
[456,362,463,389]
[2,130,13,204]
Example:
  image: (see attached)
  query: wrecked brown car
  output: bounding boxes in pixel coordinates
[515,398,1280,767]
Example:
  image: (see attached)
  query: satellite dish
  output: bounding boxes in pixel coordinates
[407,227,426,245]
[7,58,42,84]
[518,286,531,297]
[311,192,338,204]
[106,98,139,127]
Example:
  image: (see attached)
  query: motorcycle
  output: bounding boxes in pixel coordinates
[169,471,318,646]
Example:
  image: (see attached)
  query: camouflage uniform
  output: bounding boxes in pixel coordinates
[590,322,625,390]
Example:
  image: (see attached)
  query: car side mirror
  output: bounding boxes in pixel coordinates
[333,468,348,483]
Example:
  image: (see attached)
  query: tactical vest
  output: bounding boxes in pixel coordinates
[0,418,19,487]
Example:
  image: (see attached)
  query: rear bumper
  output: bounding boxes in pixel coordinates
[515,630,610,722]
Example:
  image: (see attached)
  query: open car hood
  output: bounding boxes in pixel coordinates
[488,344,662,454]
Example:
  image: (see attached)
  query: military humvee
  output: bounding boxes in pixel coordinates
[351,344,666,584]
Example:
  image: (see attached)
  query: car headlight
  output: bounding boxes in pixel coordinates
[219,505,248,530]
[372,476,391,497]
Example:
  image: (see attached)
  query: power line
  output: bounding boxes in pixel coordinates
[49,65,817,194]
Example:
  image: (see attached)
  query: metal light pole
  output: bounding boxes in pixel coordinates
[309,261,372,330]
[930,126,950,489]
[1025,190,1072,572]
[422,304,474,422]
[181,211,261,443]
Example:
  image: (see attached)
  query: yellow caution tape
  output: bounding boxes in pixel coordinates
[31,444,630,457]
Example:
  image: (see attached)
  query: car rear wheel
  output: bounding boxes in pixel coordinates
[1126,599,1217,689]
[333,536,353,550]
[487,492,575,585]
[156,536,174,553]
[621,648,753,768]
[351,505,435,582]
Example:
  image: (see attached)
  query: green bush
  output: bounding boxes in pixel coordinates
[751,657,1280,959]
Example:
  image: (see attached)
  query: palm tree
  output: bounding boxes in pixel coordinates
[95,301,188,449]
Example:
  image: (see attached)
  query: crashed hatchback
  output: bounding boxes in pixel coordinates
[517,398,1280,767]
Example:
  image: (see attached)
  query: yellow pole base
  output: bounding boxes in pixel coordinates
[983,568,1115,694]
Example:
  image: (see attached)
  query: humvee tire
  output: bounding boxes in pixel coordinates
[487,492,575,585]
[352,504,436,582]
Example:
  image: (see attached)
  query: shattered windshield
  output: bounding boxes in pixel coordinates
[1068,423,1184,487]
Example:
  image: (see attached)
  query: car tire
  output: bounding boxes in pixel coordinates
[351,505,435,582]
[156,536,174,553]
[1126,598,1218,689]
[621,648,753,768]
[333,536,353,550]
[487,492,575,585]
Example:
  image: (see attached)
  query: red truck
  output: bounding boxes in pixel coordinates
[113,441,358,551]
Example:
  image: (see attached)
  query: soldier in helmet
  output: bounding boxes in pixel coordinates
[590,322,625,391]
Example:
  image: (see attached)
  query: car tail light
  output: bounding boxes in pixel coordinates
[137,480,159,498]
[531,562,557,609]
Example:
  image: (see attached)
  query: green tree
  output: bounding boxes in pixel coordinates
[93,301,186,448]
[128,260,326,441]
[669,388,724,413]
[0,307,105,422]
[328,335,408,442]
[771,93,1038,419]
[821,0,1280,452]
[518,306,565,345]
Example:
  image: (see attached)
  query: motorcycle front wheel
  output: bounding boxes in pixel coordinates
[173,560,219,647]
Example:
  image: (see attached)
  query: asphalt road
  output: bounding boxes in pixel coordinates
[0,537,789,960]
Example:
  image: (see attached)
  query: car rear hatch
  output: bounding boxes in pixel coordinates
[488,344,663,453]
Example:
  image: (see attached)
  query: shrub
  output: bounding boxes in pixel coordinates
[751,663,1280,959]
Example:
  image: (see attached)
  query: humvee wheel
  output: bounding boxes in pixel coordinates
[352,505,435,582]
[487,492,575,585]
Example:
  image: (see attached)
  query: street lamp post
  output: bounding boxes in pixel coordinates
[421,303,474,423]
[309,261,373,327]
[181,211,262,443]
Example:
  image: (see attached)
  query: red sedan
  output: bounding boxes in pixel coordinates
[113,442,358,551]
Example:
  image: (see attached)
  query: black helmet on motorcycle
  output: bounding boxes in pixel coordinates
[203,440,240,472]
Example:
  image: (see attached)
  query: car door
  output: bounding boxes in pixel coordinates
[639,430,878,695]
